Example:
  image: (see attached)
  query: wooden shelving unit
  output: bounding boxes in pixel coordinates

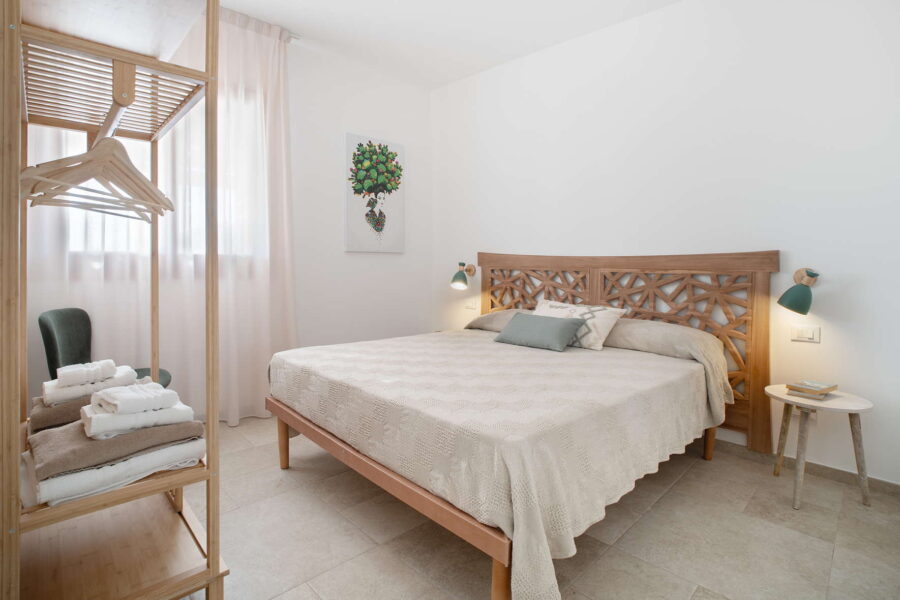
[1,1,224,598]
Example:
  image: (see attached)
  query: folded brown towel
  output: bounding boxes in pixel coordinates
[30,420,205,480]
[28,395,91,434]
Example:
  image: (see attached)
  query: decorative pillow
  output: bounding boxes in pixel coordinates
[494,313,586,352]
[533,300,626,350]
[465,309,531,333]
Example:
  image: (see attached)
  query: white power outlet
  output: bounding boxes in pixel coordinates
[464,299,477,311]
[790,325,821,343]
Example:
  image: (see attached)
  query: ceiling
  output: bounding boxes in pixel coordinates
[221,0,684,87]
[23,0,204,62]
[21,1,683,88]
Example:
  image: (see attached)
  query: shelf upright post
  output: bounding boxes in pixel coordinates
[203,0,222,597]
[1,0,22,598]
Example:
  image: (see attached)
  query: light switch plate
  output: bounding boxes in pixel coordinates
[464,299,477,310]
[790,324,821,343]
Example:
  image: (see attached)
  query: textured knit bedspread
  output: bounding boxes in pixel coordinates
[269,329,728,599]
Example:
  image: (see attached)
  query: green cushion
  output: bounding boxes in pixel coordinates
[494,313,586,352]
[135,368,173,389]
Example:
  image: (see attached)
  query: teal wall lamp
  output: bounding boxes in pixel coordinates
[450,262,477,290]
[777,268,819,315]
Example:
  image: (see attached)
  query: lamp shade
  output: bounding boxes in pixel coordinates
[450,262,468,290]
[777,284,813,315]
[777,268,819,315]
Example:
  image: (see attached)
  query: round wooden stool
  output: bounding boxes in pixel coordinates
[765,384,873,510]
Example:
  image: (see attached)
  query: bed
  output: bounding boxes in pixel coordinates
[266,251,779,600]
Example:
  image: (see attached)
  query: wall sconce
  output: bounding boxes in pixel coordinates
[450,262,476,290]
[777,268,819,315]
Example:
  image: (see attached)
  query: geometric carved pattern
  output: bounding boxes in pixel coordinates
[596,271,752,405]
[487,269,589,311]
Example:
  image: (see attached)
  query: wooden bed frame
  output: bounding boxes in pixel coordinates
[268,250,780,600]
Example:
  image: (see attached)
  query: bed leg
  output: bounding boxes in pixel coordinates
[277,417,290,469]
[703,427,716,461]
[491,559,511,600]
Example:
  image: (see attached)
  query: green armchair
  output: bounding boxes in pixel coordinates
[38,308,172,388]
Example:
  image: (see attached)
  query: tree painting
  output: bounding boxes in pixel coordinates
[348,140,403,234]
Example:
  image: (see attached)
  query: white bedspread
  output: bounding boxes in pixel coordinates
[269,330,727,599]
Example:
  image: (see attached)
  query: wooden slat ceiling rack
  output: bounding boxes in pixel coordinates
[20,24,207,144]
[1,1,225,598]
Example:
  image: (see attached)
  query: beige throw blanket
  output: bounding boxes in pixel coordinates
[270,328,731,600]
[604,318,735,422]
[29,420,205,480]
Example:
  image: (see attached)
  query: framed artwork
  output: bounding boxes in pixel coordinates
[345,133,405,253]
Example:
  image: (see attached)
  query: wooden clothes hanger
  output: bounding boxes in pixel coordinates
[20,137,174,222]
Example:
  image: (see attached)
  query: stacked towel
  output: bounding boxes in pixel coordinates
[42,365,138,406]
[57,359,116,387]
[28,395,91,434]
[30,420,204,480]
[81,382,193,439]
[22,369,205,507]
[81,400,194,439]
[20,439,206,507]
[92,381,178,414]
[81,382,194,440]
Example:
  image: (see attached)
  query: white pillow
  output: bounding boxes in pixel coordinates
[533,300,626,350]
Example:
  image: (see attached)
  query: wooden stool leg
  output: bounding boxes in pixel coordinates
[702,427,716,461]
[206,576,224,600]
[491,559,511,600]
[793,409,811,510]
[774,403,793,476]
[168,487,184,512]
[277,418,290,469]
[848,413,871,506]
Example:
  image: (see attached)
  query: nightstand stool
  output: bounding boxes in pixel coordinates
[765,384,873,509]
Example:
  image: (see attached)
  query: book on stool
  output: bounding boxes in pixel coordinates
[786,380,837,401]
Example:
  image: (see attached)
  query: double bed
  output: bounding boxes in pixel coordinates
[266,251,779,600]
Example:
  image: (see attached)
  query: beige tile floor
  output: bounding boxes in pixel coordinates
[183,417,900,600]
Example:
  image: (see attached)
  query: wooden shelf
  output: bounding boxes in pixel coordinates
[20,493,227,600]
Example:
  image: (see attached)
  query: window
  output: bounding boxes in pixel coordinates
[29,88,269,260]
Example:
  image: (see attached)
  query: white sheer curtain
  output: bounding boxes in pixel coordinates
[159,9,297,424]
[25,10,296,425]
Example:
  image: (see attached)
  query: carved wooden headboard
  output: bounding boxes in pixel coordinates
[477,251,780,453]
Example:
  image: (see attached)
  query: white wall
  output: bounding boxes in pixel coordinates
[288,41,433,346]
[429,0,900,482]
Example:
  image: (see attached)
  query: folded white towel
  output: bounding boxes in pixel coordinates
[80,400,194,439]
[19,438,206,507]
[42,365,138,407]
[91,382,179,415]
[56,359,116,388]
